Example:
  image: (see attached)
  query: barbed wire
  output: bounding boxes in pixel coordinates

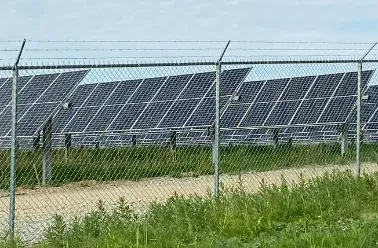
[23,48,224,52]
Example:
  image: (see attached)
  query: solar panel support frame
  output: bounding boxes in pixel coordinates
[340,123,348,155]
[42,117,53,185]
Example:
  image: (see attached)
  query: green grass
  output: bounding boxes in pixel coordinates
[1,143,378,188]
[4,170,378,247]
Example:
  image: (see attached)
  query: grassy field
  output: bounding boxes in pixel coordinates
[1,143,378,188]
[3,170,378,247]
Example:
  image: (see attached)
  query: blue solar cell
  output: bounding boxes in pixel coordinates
[85,105,123,132]
[319,96,355,123]
[254,78,290,102]
[0,76,32,105]
[0,106,11,136]
[280,76,316,101]
[206,68,251,97]
[68,84,97,108]
[220,104,250,127]
[108,103,147,131]
[53,108,79,133]
[186,98,215,127]
[265,101,301,126]
[63,107,99,133]
[236,81,264,104]
[106,80,142,105]
[334,71,373,97]
[349,102,377,123]
[239,102,275,127]
[17,103,58,136]
[84,81,119,107]
[291,98,328,124]
[129,77,167,103]
[158,99,200,128]
[153,74,193,101]
[306,73,343,99]
[179,72,215,99]
[18,73,60,104]
[133,101,172,129]
[38,70,88,103]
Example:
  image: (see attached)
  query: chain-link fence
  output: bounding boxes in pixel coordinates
[1,43,378,243]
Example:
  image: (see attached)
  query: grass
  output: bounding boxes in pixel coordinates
[3,170,378,247]
[1,143,378,188]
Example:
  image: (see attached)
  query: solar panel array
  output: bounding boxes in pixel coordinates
[0,70,88,137]
[0,67,376,148]
[53,68,252,134]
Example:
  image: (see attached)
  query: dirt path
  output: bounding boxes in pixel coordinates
[1,163,377,242]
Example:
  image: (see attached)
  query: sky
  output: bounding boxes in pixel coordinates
[1,0,378,66]
[0,0,377,42]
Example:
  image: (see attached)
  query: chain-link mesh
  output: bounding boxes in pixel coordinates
[0,69,13,240]
[2,59,378,243]
[219,62,378,196]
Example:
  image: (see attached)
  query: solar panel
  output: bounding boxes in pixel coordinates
[55,68,251,134]
[254,78,290,102]
[236,81,264,104]
[133,101,172,129]
[179,72,215,99]
[158,99,200,128]
[280,76,316,101]
[85,105,123,132]
[239,102,275,127]
[265,101,301,126]
[129,77,167,103]
[108,103,147,131]
[83,82,119,107]
[291,98,328,124]
[153,74,193,101]
[106,80,142,105]
[0,70,88,137]
[306,73,344,99]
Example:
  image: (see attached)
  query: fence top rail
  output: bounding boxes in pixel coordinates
[1,59,378,70]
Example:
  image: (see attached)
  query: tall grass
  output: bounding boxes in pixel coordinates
[21,170,378,247]
[1,143,378,188]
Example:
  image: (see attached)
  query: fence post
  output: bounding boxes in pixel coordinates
[213,40,230,197]
[9,39,26,239]
[356,42,377,177]
[356,61,362,177]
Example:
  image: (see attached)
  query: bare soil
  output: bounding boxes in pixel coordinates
[1,163,377,242]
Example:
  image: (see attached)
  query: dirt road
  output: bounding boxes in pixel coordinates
[1,163,377,242]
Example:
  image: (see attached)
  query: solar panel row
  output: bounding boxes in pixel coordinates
[53,68,252,134]
[0,70,89,137]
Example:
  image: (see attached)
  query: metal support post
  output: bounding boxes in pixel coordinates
[132,135,137,146]
[356,62,362,177]
[356,42,377,177]
[9,39,26,239]
[64,134,72,163]
[42,118,53,185]
[213,40,230,198]
[340,124,348,155]
[272,129,279,149]
[170,131,177,151]
[213,63,221,197]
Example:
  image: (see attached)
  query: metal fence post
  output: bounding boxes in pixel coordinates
[356,42,377,177]
[9,39,26,239]
[213,41,230,197]
[213,62,221,197]
[356,61,362,177]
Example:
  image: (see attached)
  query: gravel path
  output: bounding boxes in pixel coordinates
[0,163,377,242]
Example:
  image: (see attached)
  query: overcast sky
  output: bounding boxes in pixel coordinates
[1,0,378,63]
[0,0,377,41]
